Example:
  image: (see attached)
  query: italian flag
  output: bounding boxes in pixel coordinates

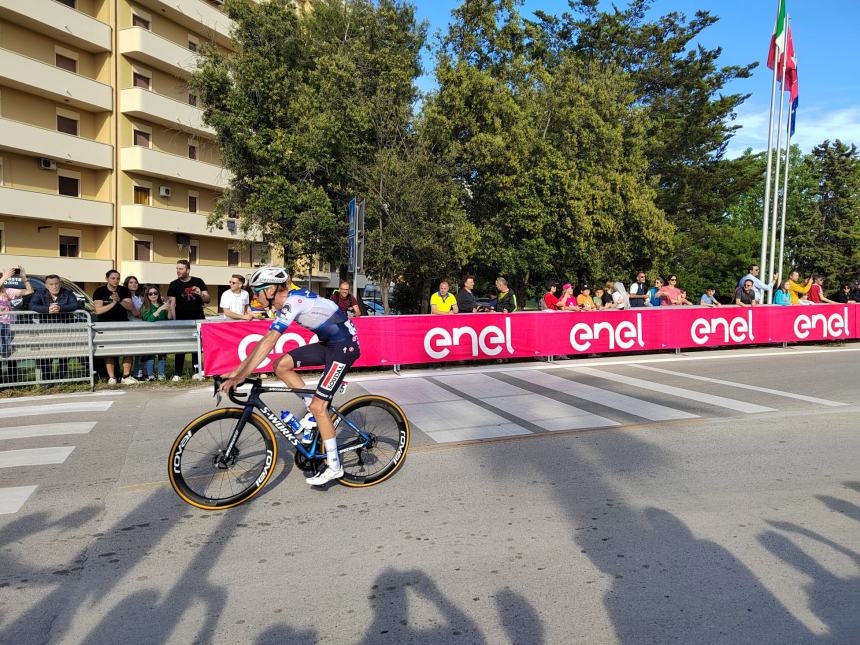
[767,0,787,72]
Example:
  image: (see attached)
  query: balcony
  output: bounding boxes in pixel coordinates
[0,117,113,169]
[120,88,214,138]
[120,146,230,189]
[0,186,113,227]
[0,47,113,112]
[119,27,200,79]
[121,204,258,241]
[0,0,112,53]
[120,260,237,286]
[0,254,113,283]
[132,0,234,49]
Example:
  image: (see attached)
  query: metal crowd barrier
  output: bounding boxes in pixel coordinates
[0,310,94,389]
[91,320,200,358]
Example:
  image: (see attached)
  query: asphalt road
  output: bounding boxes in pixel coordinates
[0,345,858,644]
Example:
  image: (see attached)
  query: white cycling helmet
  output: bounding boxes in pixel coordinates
[248,266,291,292]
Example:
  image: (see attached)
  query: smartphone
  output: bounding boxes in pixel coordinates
[12,268,20,276]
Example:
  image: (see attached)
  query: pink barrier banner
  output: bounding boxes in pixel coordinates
[200,304,859,376]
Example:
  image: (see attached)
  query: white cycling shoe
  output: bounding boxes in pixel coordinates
[306,466,344,486]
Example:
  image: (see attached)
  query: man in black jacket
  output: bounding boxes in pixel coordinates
[29,274,80,382]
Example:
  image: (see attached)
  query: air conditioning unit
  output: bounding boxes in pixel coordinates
[39,158,57,171]
[159,186,171,198]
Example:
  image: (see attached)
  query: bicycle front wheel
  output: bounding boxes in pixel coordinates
[168,407,278,510]
[333,396,410,487]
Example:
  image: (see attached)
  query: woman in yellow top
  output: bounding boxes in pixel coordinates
[787,270,812,304]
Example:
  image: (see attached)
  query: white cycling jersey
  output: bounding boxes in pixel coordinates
[269,289,356,343]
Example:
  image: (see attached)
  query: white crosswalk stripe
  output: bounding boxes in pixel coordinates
[0,398,110,515]
[504,370,697,422]
[573,367,776,414]
[629,364,848,407]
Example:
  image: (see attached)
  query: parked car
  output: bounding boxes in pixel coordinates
[2,274,96,315]
[362,299,386,315]
[475,297,496,310]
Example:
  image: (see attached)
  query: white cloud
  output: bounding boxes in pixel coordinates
[726,104,860,158]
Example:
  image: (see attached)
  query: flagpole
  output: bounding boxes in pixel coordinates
[777,108,793,288]
[759,0,783,284]
[767,33,789,303]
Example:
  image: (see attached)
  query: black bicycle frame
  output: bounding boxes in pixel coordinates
[216,378,370,464]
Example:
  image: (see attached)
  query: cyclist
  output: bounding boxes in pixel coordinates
[219,266,360,486]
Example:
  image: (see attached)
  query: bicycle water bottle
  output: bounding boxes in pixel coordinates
[279,410,301,432]
[298,412,316,443]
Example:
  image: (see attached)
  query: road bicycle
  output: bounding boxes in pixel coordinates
[168,376,410,510]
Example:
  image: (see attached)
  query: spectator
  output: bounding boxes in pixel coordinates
[140,284,173,380]
[738,264,777,304]
[786,270,812,305]
[608,282,630,309]
[774,280,792,306]
[831,284,854,304]
[541,281,559,311]
[592,287,604,310]
[806,276,838,304]
[457,276,481,313]
[93,269,137,385]
[167,259,209,381]
[647,277,664,307]
[494,277,518,313]
[601,281,614,308]
[678,290,694,306]
[628,271,649,307]
[430,280,458,315]
[123,275,144,379]
[556,283,578,311]
[577,284,597,311]
[699,287,720,307]
[221,274,252,320]
[660,275,683,306]
[249,292,273,319]
[735,279,758,307]
[0,265,33,382]
[331,280,361,317]
[850,280,860,303]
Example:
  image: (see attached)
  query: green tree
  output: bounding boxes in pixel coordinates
[787,140,860,285]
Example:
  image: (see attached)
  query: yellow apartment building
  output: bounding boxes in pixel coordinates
[0,0,319,299]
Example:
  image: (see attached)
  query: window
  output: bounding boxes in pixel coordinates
[133,72,150,89]
[56,114,79,136]
[133,185,150,205]
[134,239,152,261]
[188,35,199,52]
[0,157,4,186]
[133,129,151,147]
[57,0,76,7]
[58,174,80,197]
[188,192,198,213]
[189,241,199,264]
[228,249,239,267]
[132,14,150,30]
[188,144,198,160]
[59,234,80,258]
[55,53,77,73]
[0,222,4,254]
[188,93,198,107]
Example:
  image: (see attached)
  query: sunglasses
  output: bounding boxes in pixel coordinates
[147,291,159,296]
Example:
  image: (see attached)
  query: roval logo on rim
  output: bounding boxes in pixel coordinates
[423,318,514,360]
[690,310,754,345]
[569,314,645,352]
[793,307,850,339]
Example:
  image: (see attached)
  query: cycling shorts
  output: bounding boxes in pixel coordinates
[287,340,360,402]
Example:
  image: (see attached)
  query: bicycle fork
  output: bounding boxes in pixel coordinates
[216,405,255,469]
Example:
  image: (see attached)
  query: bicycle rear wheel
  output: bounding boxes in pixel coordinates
[168,408,278,510]
[333,395,409,487]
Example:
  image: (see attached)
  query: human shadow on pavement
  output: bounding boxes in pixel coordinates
[255,624,319,644]
[2,489,186,644]
[842,481,860,494]
[81,500,251,644]
[758,527,860,643]
[487,430,818,643]
[358,568,487,644]
[816,494,860,523]
[495,588,544,645]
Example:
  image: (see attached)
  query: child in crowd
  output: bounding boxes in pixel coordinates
[774,280,792,306]
[648,278,664,307]
[592,287,604,309]
[577,285,597,310]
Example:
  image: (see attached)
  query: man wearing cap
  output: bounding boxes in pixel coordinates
[577,285,597,310]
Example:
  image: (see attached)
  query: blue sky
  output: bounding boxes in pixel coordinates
[412,1,859,158]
